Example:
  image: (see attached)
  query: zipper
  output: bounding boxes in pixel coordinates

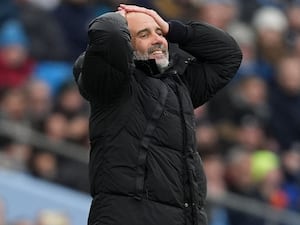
[173,73,198,225]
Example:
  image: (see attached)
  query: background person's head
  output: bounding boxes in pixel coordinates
[276,55,300,96]
[0,19,29,68]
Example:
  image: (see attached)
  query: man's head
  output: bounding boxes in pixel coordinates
[126,12,169,71]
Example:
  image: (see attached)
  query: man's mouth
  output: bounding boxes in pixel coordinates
[150,50,165,57]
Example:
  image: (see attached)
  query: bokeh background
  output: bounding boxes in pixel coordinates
[1,0,300,225]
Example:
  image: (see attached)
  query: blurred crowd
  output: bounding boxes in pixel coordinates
[0,0,300,225]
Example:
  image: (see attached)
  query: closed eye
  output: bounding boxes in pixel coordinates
[137,29,150,39]
[139,32,148,38]
[156,29,163,36]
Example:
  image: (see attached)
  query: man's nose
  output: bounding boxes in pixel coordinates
[151,33,164,44]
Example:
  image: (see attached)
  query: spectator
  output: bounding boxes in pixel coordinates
[252,6,289,82]
[52,0,95,62]
[207,75,271,150]
[26,80,53,130]
[286,1,300,37]
[42,113,68,142]
[202,153,229,225]
[285,2,300,57]
[251,150,288,209]
[0,141,33,172]
[15,0,69,61]
[281,143,300,211]
[227,22,260,80]
[0,87,29,123]
[238,0,287,23]
[66,115,89,147]
[28,149,58,182]
[224,147,265,225]
[235,116,272,152]
[196,121,221,155]
[225,147,255,195]
[26,0,60,11]
[53,81,88,120]
[269,55,300,150]
[194,0,239,30]
[0,19,35,89]
[203,153,227,198]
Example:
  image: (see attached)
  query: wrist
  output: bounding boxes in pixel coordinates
[166,20,190,44]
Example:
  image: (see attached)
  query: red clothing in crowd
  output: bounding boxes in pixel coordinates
[0,53,35,88]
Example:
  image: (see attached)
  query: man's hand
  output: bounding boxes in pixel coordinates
[118,4,169,35]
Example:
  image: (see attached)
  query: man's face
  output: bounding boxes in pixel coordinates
[126,12,169,71]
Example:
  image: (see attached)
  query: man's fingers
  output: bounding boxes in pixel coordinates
[119,4,148,13]
[119,4,159,19]
[119,4,169,35]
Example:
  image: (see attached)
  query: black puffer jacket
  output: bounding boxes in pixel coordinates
[74,12,242,225]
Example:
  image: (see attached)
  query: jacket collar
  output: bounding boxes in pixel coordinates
[134,59,160,76]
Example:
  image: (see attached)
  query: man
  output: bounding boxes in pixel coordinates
[73,4,242,225]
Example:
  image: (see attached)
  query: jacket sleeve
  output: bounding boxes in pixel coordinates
[166,20,242,108]
[80,12,133,104]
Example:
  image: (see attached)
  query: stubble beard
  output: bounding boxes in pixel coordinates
[133,45,170,73]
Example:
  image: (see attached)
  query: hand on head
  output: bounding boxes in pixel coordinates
[117,4,169,35]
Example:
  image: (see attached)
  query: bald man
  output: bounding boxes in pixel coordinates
[73,4,242,225]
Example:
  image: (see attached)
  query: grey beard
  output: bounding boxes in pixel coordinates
[133,51,169,73]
